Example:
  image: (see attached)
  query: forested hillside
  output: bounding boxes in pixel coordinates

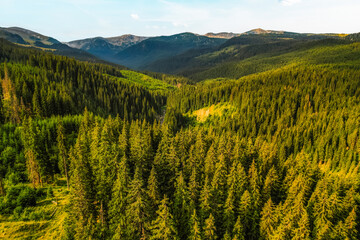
[145,36,353,81]
[0,34,360,240]
[0,39,168,122]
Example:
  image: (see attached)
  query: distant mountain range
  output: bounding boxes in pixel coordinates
[1,26,358,74]
[64,28,306,69]
[64,28,355,71]
[67,35,148,63]
[112,32,227,69]
[67,32,228,69]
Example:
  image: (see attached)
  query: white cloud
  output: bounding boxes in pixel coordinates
[172,22,188,27]
[131,13,139,20]
[280,0,302,6]
[155,0,209,28]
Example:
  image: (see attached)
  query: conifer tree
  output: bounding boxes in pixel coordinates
[1,65,22,123]
[22,117,41,188]
[239,190,256,239]
[148,166,161,219]
[119,121,129,158]
[126,166,150,239]
[150,195,178,240]
[292,210,311,240]
[188,167,199,211]
[260,198,277,239]
[200,176,213,221]
[109,155,129,239]
[173,171,190,240]
[193,130,206,170]
[189,209,202,240]
[96,118,118,210]
[69,113,97,239]
[154,129,173,194]
[204,143,217,179]
[344,208,357,239]
[204,213,217,240]
[57,119,69,190]
[248,160,261,208]
[223,184,236,234]
[232,216,245,240]
[211,153,228,227]
[167,141,181,175]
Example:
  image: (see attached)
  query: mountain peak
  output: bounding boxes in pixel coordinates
[204,32,240,39]
[0,26,60,46]
[245,28,271,34]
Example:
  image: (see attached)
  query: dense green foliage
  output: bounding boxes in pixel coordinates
[147,37,359,82]
[1,34,360,240]
[106,70,176,92]
[185,39,359,81]
[0,39,166,122]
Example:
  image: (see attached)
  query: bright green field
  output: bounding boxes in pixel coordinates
[0,181,69,240]
[106,70,176,92]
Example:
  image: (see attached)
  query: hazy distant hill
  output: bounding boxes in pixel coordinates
[106,35,148,48]
[114,32,226,69]
[1,27,61,46]
[346,32,360,41]
[64,28,333,70]
[144,30,345,76]
[204,32,240,39]
[67,34,148,62]
[0,27,101,62]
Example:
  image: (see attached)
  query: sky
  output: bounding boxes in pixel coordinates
[0,0,359,42]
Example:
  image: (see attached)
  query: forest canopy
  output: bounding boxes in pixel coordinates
[0,37,359,239]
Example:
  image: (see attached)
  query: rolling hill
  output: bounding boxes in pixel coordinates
[1,27,360,240]
[0,27,101,62]
[143,31,350,79]
[67,34,148,63]
[113,32,227,69]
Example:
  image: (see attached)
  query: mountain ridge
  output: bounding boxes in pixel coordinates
[1,26,356,73]
[0,26,103,63]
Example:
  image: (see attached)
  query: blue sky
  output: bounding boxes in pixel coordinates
[1,0,359,41]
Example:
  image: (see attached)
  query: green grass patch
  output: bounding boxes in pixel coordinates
[186,102,237,123]
[0,181,70,240]
[106,70,176,92]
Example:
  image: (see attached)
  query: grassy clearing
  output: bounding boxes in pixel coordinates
[188,103,236,123]
[106,70,176,92]
[0,180,70,240]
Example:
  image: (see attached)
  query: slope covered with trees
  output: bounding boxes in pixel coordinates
[0,39,168,122]
[0,34,360,240]
[145,35,355,81]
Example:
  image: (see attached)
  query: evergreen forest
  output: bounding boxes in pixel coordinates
[1,34,360,240]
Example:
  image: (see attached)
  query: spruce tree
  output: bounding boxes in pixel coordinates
[204,213,217,240]
[292,210,311,240]
[109,155,129,239]
[69,113,97,239]
[232,216,245,240]
[150,195,178,240]
[189,209,202,240]
[126,167,150,239]
[57,119,69,189]
[173,171,190,240]
[22,117,41,188]
[148,166,161,220]
[260,198,277,239]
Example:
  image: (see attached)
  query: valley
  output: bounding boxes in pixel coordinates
[0,25,360,239]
